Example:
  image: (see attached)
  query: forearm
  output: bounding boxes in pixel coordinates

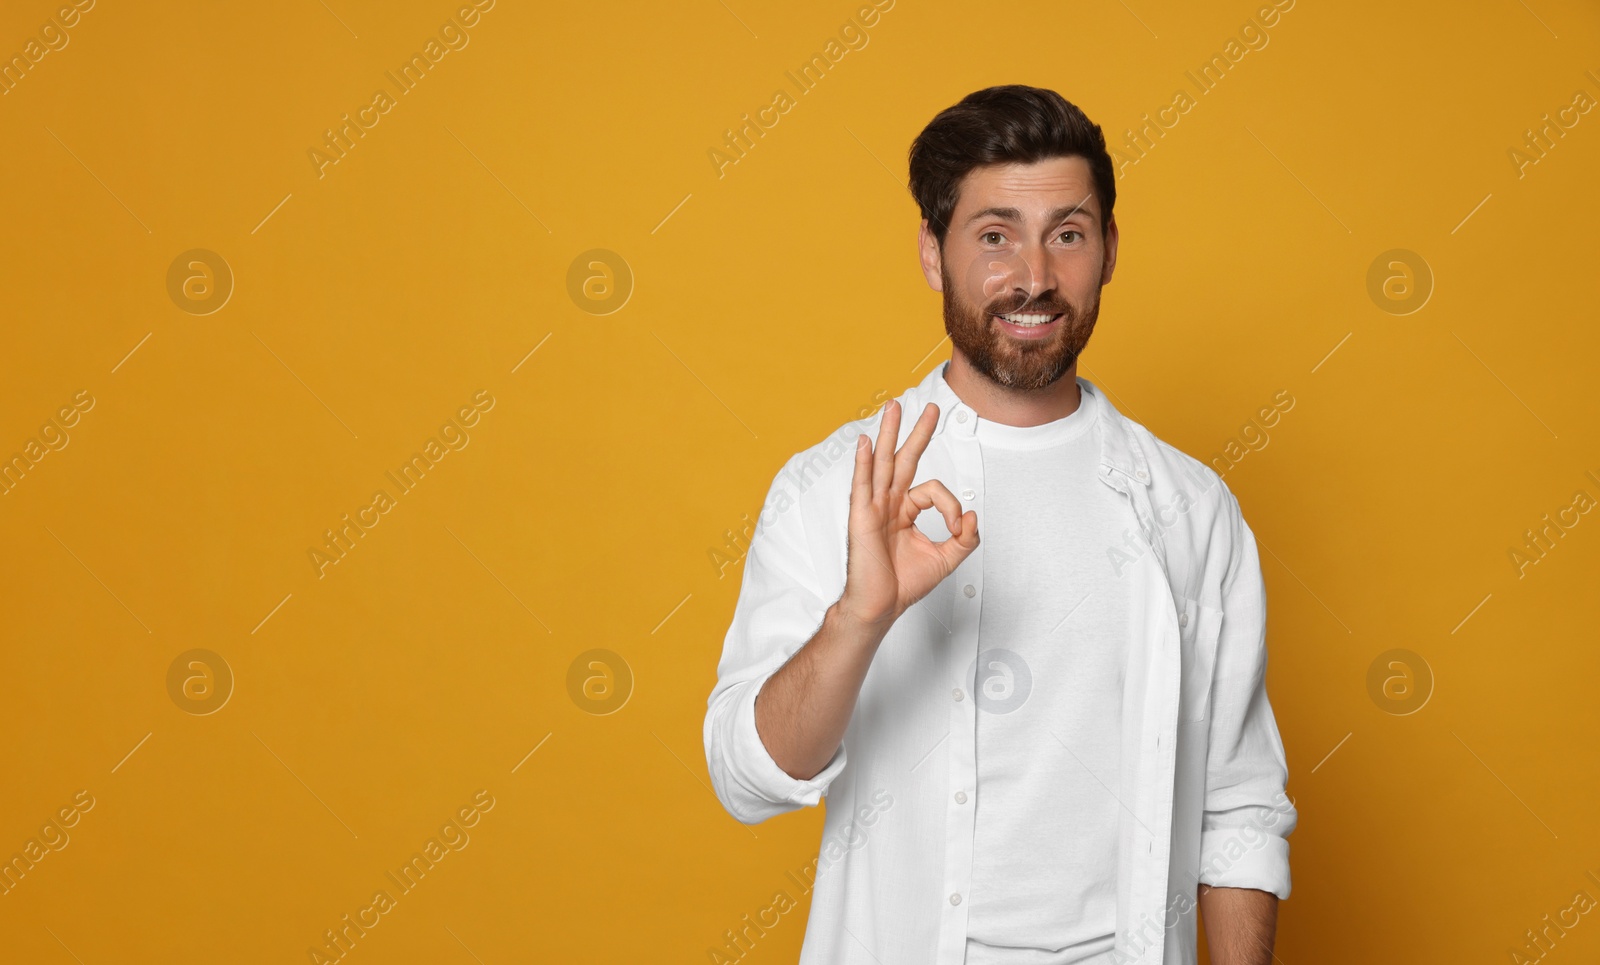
[754,601,888,780]
[1198,885,1277,965]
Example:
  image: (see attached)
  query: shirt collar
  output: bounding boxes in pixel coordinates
[918,360,1152,488]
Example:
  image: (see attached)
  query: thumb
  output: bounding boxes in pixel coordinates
[940,510,980,566]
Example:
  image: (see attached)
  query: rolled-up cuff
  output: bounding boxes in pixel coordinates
[725,676,847,820]
[1197,827,1291,899]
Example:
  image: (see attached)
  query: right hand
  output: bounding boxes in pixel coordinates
[837,399,979,631]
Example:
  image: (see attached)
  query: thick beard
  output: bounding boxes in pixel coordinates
[941,260,1100,391]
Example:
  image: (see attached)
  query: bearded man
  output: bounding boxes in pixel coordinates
[705,84,1296,965]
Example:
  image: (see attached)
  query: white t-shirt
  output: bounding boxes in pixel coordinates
[964,384,1133,965]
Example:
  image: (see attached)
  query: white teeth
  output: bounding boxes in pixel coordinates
[999,312,1056,326]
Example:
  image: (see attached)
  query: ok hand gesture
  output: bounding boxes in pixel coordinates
[837,400,980,631]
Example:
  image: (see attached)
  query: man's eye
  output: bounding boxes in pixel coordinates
[1059,230,1081,244]
[981,231,1005,245]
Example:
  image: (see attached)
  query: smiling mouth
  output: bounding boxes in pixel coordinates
[993,311,1063,328]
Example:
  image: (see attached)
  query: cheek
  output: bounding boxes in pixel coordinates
[1061,248,1105,283]
[947,244,1012,301]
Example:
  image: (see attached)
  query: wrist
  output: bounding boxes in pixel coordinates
[828,596,896,643]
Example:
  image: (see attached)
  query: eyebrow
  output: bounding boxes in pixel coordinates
[964,201,1099,228]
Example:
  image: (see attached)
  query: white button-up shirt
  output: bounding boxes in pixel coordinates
[704,363,1296,965]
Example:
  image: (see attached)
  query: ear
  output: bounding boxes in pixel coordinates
[918,219,944,292]
[1100,214,1120,286]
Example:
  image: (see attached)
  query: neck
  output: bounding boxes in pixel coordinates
[944,350,1082,427]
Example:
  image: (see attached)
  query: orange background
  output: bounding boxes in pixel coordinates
[2,0,1598,962]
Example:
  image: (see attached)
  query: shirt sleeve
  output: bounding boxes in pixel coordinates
[703,453,849,825]
[1197,492,1297,899]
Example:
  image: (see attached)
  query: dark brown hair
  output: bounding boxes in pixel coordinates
[908,85,1115,246]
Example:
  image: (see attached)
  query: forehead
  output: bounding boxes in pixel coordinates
[951,156,1098,222]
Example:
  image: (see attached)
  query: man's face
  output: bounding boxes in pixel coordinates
[920,156,1117,391]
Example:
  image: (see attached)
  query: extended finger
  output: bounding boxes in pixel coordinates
[891,402,940,496]
[850,433,872,513]
[872,399,900,501]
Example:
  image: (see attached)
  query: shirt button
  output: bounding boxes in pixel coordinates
[950,893,962,906]
[955,410,968,423]
[1179,613,1189,628]
[1135,469,1148,480]
[961,488,975,500]
[962,584,976,598]
[954,791,967,804]
[953,688,964,701]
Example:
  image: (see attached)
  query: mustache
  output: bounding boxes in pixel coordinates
[985,297,1072,316]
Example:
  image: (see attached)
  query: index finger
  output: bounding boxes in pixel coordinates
[890,402,939,495]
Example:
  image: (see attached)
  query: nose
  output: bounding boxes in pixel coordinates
[1015,240,1056,304]
[971,243,1059,310]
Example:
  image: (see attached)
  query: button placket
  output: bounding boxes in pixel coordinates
[936,396,980,961]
